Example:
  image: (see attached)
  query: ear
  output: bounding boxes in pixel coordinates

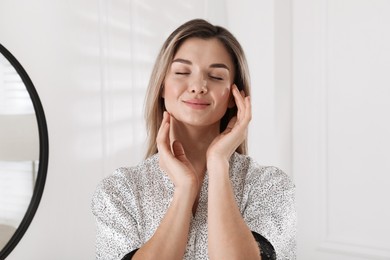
[228,96,235,108]
[228,84,236,108]
[161,84,165,98]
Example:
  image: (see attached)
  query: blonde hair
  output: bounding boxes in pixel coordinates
[144,19,251,158]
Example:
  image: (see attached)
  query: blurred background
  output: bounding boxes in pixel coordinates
[0,0,389,259]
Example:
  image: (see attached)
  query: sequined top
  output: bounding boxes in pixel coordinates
[91,152,296,259]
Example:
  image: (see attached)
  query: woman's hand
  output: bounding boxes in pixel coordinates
[157,112,199,194]
[206,86,259,259]
[206,84,252,164]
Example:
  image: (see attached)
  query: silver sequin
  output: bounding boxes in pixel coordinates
[91,152,297,259]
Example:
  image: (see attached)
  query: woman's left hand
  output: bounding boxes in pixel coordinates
[206,84,252,164]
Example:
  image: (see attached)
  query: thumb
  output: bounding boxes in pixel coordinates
[172,140,189,163]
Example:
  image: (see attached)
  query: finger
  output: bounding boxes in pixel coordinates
[169,113,177,151]
[238,95,251,127]
[230,85,240,119]
[172,140,184,156]
[232,85,246,122]
[232,86,252,129]
[222,116,237,134]
[240,89,245,98]
[172,140,189,163]
[244,96,252,123]
[156,112,171,154]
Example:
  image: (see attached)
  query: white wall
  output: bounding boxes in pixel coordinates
[293,0,390,259]
[0,0,287,259]
[226,0,292,174]
[1,1,105,259]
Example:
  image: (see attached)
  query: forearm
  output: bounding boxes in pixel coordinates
[207,160,260,260]
[133,189,195,260]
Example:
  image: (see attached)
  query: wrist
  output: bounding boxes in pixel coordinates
[207,150,229,164]
[207,158,229,177]
[174,184,198,202]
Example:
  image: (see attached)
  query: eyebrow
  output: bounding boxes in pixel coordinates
[172,58,230,71]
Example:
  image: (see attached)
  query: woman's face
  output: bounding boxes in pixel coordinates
[163,37,235,129]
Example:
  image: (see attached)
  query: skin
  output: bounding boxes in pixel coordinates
[133,38,260,260]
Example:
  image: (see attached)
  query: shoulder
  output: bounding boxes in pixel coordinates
[101,153,159,185]
[230,153,294,191]
[233,154,297,259]
[91,154,161,211]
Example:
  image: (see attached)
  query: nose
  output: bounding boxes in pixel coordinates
[189,76,208,94]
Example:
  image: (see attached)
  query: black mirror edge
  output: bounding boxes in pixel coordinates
[0,44,49,260]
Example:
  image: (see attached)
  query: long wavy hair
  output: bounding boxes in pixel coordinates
[144,19,251,158]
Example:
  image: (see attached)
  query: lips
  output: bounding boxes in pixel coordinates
[182,99,210,109]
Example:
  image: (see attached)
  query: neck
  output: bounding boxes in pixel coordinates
[170,121,219,174]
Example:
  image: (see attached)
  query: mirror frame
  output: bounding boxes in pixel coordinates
[0,44,49,259]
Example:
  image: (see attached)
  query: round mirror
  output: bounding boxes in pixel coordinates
[0,44,48,259]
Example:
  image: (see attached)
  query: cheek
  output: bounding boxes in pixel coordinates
[162,80,183,112]
[163,81,180,99]
[217,86,232,102]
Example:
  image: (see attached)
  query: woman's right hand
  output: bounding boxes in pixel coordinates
[156,112,199,195]
[132,112,199,260]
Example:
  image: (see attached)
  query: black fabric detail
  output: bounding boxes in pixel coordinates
[121,248,139,260]
[252,231,276,260]
[121,233,275,260]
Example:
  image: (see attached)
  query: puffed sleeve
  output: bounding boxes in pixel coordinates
[91,169,142,260]
[243,165,297,260]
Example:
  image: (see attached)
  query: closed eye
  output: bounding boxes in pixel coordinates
[175,72,190,75]
[210,75,223,80]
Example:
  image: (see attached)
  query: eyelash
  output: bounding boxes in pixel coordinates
[175,72,223,81]
[210,76,223,81]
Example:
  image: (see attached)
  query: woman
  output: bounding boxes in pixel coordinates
[92,19,296,260]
